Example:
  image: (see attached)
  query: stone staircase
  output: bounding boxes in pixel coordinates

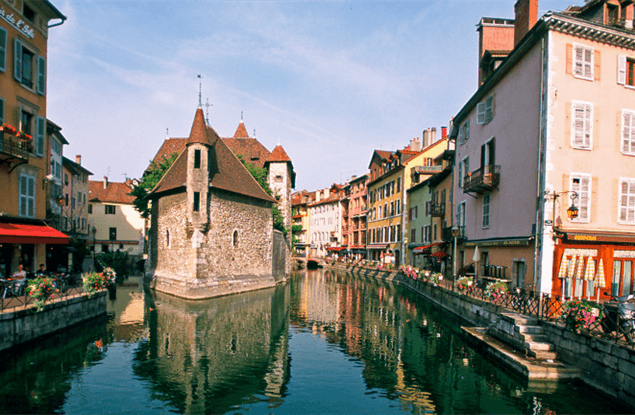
[463,312,581,380]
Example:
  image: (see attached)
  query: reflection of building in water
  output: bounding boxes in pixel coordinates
[107,287,149,342]
[296,270,341,325]
[139,285,289,414]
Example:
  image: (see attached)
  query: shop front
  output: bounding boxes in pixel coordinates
[0,218,69,278]
[552,232,635,302]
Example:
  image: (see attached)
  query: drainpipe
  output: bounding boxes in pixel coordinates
[532,35,548,304]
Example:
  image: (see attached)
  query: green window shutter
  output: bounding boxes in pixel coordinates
[0,97,4,124]
[36,116,45,157]
[0,27,6,72]
[14,38,22,82]
[37,55,45,95]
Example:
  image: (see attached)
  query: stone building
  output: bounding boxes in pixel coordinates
[147,108,284,299]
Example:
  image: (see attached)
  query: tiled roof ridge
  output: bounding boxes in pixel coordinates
[88,180,136,204]
[268,145,292,163]
[233,120,250,138]
[187,108,214,145]
[149,149,187,195]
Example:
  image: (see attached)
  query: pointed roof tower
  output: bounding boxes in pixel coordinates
[268,145,292,163]
[187,108,218,146]
[233,115,250,138]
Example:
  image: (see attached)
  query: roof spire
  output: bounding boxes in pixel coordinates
[197,74,203,108]
[241,111,244,122]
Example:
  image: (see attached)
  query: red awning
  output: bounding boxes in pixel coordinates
[326,246,346,251]
[412,242,444,255]
[430,250,448,258]
[0,222,69,245]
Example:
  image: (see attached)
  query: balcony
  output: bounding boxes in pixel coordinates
[464,165,500,194]
[442,226,465,243]
[0,129,31,172]
[430,202,445,217]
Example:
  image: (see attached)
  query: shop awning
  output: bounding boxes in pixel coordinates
[326,247,346,252]
[412,242,444,255]
[430,250,448,258]
[0,222,69,245]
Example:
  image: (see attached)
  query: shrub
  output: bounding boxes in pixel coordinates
[82,270,116,296]
[485,281,509,301]
[561,299,603,333]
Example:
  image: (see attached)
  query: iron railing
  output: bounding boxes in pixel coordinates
[0,275,91,312]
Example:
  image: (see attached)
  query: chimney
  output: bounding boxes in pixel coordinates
[410,137,422,152]
[423,129,429,148]
[75,155,82,165]
[103,176,108,189]
[514,0,539,47]
[441,126,448,137]
[431,127,437,144]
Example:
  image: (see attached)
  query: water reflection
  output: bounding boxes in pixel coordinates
[133,284,290,414]
[0,269,631,414]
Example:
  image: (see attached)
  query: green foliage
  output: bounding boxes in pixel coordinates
[291,224,303,233]
[96,251,131,283]
[131,152,179,219]
[237,155,287,236]
[69,238,90,272]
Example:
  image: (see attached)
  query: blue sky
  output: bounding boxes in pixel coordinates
[46,0,583,191]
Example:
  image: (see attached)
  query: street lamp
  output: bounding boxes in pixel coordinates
[548,190,579,225]
[451,225,460,290]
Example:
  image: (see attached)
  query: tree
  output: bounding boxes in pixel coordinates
[237,155,287,236]
[130,152,178,219]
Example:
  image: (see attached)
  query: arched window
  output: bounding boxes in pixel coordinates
[232,230,238,247]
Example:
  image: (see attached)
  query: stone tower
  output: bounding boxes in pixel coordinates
[266,145,295,231]
[185,108,216,232]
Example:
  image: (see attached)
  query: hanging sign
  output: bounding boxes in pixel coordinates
[0,7,35,39]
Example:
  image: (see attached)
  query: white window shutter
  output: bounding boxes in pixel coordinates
[623,110,635,154]
[572,102,592,149]
[476,102,485,124]
[13,38,22,82]
[485,95,494,123]
[574,46,584,77]
[618,54,627,85]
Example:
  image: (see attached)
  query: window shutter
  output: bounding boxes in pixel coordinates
[0,27,6,72]
[618,54,627,85]
[490,137,496,166]
[36,116,45,156]
[572,102,592,149]
[594,50,601,81]
[566,43,573,75]
[13,38,22,82]
[465,119,470,141]
[27,176,34,217]
[476,102,485,124]
[0,97,4,124]
[481,144,486,169]
[584,47,593,79]
[37,55,45,95]
[623,110,635,154]
[571,174,591,222]
[485,95,494,123]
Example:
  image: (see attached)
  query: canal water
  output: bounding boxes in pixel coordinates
[0,269,630,414]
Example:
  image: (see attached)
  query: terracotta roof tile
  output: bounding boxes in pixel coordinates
[89,180,135,204]
[150,138,187,167]
[268,145,292,163]
[222,137,271,169]
[233,121,249,138]
[187,108,217,145]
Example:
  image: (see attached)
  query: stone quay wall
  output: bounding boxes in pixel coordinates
[332,263,635,407]
[0,291,108,352]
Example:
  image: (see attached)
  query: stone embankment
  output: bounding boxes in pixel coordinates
[326,262,635,409]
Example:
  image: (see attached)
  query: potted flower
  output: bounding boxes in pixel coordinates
[28,276,57,311]
[82,269,116,296]
[560,299,603,333]
[1,123,17,135]
[456,276,474,295]
[485,281,509,301]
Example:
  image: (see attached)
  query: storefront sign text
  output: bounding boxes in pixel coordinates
[0,7,35,39]
[572,235,597,241]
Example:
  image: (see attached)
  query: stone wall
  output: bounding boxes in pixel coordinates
[272,230,289,280]
[151,188,277,299]
[0,291,108,352]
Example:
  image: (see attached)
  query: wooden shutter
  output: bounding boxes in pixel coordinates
[37,56,45,95]
[465,119,470,141]
[571,174,591,222]
[572,102,592,149]
[485,95,494,123]
[476,102,485,124]
[36,116,45,156]
[0,27,6,72]
[14,38,22,82]
[566,44,573,75]
[594,50,601,81]
[623,110,635,154]
[618,54,627,85]
[0,97,4,124]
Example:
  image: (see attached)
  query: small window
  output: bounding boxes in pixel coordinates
[275,175,283,182]
[105,205,116,215]
[23,4,36,22]
[570,173,592,223]
[571,101,593,150]
[166,229,170,247]
[458,119,470,144]
[573,45,593,80]
[483,194,491,229]
[232,230,238,247]
[477,95,494,125]
[194,149,201,168]
[109,227,117,241]
[88,204,93,214]
[618,178,635,225]
[193,192,200,212]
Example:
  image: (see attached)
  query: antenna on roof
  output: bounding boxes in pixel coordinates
[204,98,213,125]
[197,74,203,108]
[253,129,256,138]
[241,111,244,122]
[166,127,169,139]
